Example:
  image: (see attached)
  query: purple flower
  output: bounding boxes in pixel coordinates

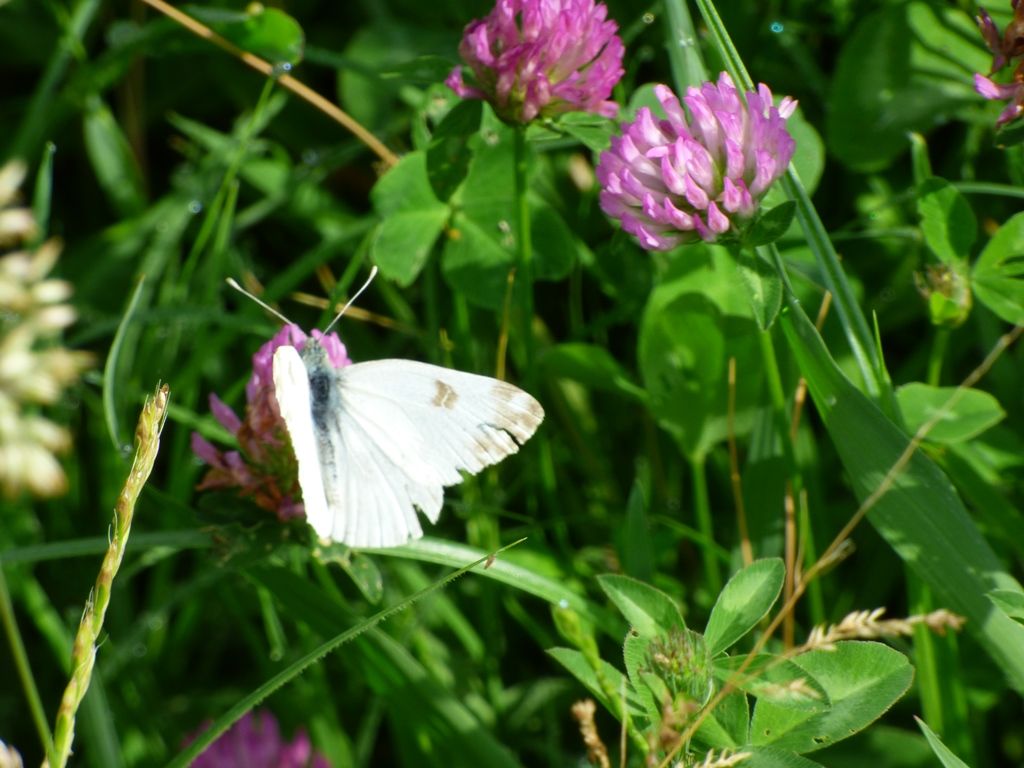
[596,73,797,251]
[189,710,329,768]
[974,1,1024,126]
[975,73,1024,126]
[446,0,624,123]
[192,324,350,521]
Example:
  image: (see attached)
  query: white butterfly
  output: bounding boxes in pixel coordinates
[230,271,544,549]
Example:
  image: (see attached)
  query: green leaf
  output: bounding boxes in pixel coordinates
[371,208,449,286]
[550,111,617,153]
[376,55,456,86]
[693,687,750,749]
[31,141,57,244]
[538,343,645,400]
[917,178,976,266]
[622,474,655,583]
[441,115,516,308]
[441,211,514,308]
[82,97,145,216]
[971,211,1024,324]
[704,559,785,656]
[896,383,1005,444]
[915,717,972,768]
[989,589,1024,622]
[745,202,797,248]
[779,301,1024,694]
[437,111,577,306]
[996,118,1024,148]
[546,647,647,724]
[736,247,784,330]
[334,24,451,129]
[371,150,444,217]
[187,4,304,65]
[368,151,453,285]
[826,3,989,170]
[750,642,913,752]
[530,201,577,280]
[426,100,482,202]
[597,574,686,637]
[639,252,764,457]
[623,632,661,721]
[941,444,1024,552]
[372,538,608,630]
[787,108,825,195]
[316,547,384,605]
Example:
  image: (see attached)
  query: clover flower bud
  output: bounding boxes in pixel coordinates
[447,0,624,123]
[596,73,797,251]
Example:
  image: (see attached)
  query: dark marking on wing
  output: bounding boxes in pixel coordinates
[432,379,459,409]
[490,381,544,440]
[309,369,335,431]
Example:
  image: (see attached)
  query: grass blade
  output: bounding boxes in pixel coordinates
[163,539,524,768]
[102,275,148,450]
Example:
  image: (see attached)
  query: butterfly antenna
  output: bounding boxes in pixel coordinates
[226,277,294,326]
[322,266,378,335]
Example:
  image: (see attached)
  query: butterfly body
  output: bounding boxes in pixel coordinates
[304,341,340,433]
[272,338,544,548]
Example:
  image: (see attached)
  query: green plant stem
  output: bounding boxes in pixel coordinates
[0,566,56,763]
[757,329,789,445]
[693,0,886,402]
[662,0,707,87]
[797,496,825,627]
[513,125,534,369]
[908,578,975,763]
[48,385,169,768]
[927,327,951,386]
[691,452,722,596]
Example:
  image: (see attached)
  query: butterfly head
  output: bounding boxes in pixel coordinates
[297,330,351,372]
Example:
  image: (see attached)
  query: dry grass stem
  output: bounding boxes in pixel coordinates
[689,748,752,767]
[804,607,966,651]
[290,290,421,336]
[758,677,823,702]
[789,291,832,440]
[140,0,399,168]
[726,357,753,566]
[572,698,611,768]
[782,483,797,649]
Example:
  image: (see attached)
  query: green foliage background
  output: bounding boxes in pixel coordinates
[2,0,1024,766]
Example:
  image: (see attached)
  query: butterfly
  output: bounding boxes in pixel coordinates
[230,270,544,548]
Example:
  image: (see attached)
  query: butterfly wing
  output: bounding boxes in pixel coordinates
[275,351,544,548]
[271,344,332,536]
